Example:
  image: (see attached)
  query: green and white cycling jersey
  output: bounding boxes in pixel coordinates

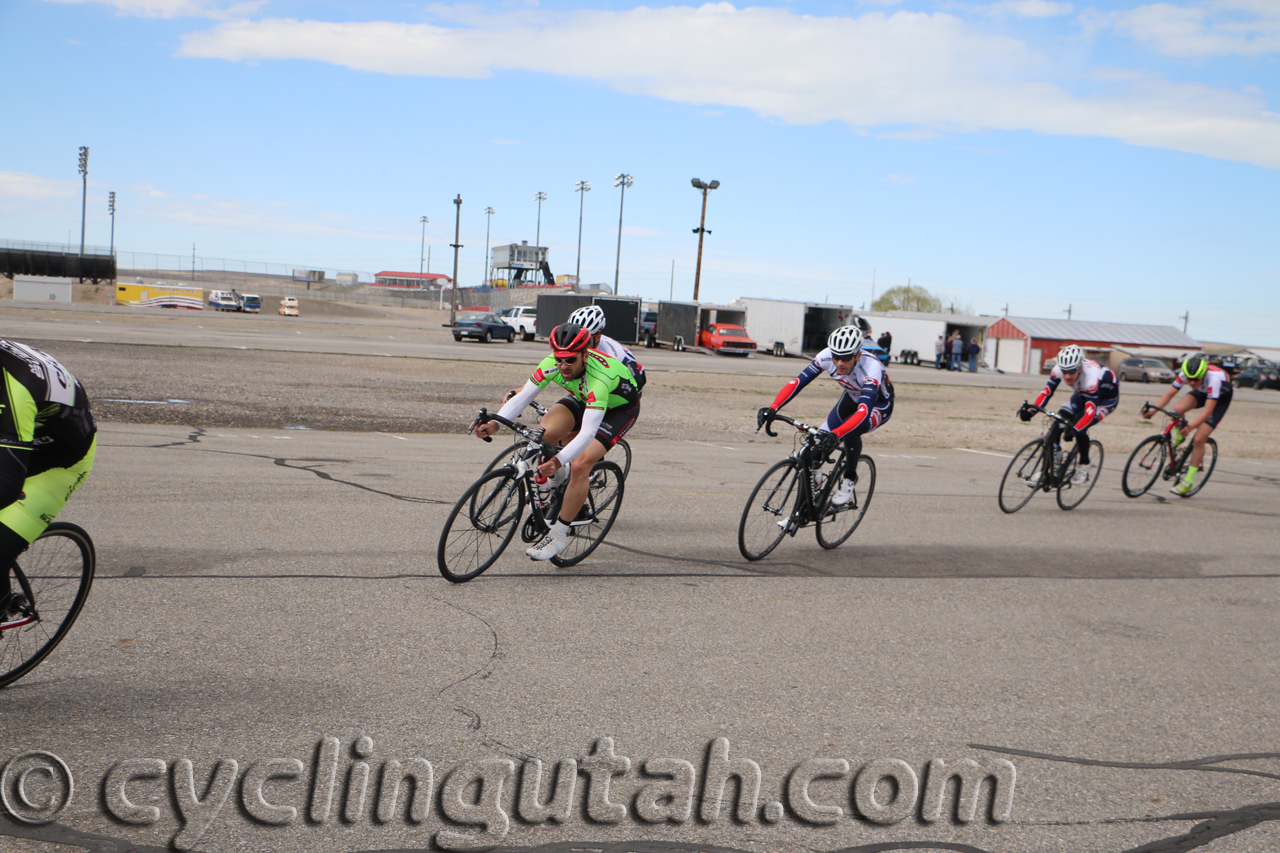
[495,348,641,465]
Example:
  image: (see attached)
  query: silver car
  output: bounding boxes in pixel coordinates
[1118,357,1175,383]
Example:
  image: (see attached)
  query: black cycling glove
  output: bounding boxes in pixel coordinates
[757,407,776,430]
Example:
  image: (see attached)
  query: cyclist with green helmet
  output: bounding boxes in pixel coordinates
[475,323,640,560]
[1144,352,1231,496]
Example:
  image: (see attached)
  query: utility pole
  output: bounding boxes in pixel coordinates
[450,195,462,324]
[483,207,495,286]
[534,192,546,250]
[690,178,719,302]
[108,191,116,285]
[77,146,89,282]
[419,215,429,289]
[1064,304,1072,321]
[1003,303,1009,317]
[1178,311,1189,334]
[613,173,633,293]
[574,181,590,285]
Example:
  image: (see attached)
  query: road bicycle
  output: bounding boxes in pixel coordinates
[998,403,1104,513]
[0,522,96,688]
[482,401,632,481]
[1121,403,1217,498]
[437,409,626,582]
[738,412,875,561]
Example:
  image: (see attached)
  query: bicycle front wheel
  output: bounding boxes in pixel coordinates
[738,459,802,561]
[0,522,95,689]
[1181,437,1218,497]
[1121,435,1166,498]
[551,460,625,568]
[609,439,632,481]
[438,468,525,583]
[816,455,876,550]
[998,439,1046,514]
[1057,440,1104,510]
[482,439,531,476]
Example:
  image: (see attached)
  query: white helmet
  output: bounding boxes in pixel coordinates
[568,305,606,334]
[827,325,864,357]
[1057,344,1084,372]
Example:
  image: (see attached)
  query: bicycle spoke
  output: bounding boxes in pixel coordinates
[738,459,801,561]
[998,439,1046,513]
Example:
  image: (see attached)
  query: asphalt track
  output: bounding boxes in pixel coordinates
[2,306,1280,853]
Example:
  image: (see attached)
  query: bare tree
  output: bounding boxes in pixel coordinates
[872,284,942,313]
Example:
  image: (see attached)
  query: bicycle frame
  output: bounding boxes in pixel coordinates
[472,408,562,532]
[1143,404,1192,477]
[759,412,846,530]
[1021,403,1073,490]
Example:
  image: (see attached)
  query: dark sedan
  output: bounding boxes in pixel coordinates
[451,312,515,343]
[1235,363,1279,390]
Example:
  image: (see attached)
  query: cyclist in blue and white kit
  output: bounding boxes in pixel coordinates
[1019,344,1118,486]
[567,305,646,391]
[757,325,892,506]
[1144,353,1231,496]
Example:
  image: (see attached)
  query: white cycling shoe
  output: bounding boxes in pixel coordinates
[831,478,855,506]
[526,526,568,561]
[1070,463,1091,486]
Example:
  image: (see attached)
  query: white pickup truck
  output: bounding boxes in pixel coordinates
[499,306,538,341]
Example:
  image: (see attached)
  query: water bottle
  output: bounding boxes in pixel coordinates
[1053,446,1064,474]
[534,472,552,506]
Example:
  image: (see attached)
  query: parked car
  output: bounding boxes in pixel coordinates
[1117,357,1176,383]
[452,312,515,343]
[1235,363,1279,390]
[862,341,890,367]
[499,306,538,341]
[700,323,757,355]
[279,297,299,317]
[640,311,657,336]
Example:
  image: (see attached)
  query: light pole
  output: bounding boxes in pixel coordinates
[419,215,429,289]
[450,195,462,324]
[613,173,633,293]
[108,191,116,284]
[690,178,719,302]
[574,181,590,285]
[533,192,546,250]
[77,146,89,281]
[484,207,495,286]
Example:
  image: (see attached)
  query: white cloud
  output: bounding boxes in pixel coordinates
[1109,0,1280,57]
[175,4,1280,168]
[980,0,1073,19]
[44,0,266,20]
[0,172,78,200]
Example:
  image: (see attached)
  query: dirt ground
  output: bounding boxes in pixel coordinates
[35,339,1280,458]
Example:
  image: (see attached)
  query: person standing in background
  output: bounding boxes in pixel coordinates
[968,337,981,373]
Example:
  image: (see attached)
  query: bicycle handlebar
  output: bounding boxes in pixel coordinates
[759,411,821,439]
[1019,402,1070,424]
[1140,402,1186,426]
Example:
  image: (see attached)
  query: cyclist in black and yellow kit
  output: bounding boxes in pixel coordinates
[1,341,97,622]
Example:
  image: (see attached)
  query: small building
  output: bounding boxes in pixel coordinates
[985,317,1201,375]
[373,271,453,289]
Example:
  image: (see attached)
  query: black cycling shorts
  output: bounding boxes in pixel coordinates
[556,396,640,449]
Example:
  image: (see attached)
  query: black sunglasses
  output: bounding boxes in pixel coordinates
[553,354,581,365]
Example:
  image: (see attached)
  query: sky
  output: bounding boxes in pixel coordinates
[2,0,1278,346]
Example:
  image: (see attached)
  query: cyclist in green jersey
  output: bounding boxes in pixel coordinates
[1,341,97,624]
[474,323,640,561]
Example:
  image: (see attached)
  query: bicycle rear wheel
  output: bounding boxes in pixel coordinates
[1121,435,1166,497]
[738,459,801,561]
[609,439,632,481]
[0,522,95,689]
[998,439,1046,514]
[1057,440,1104,510]
[816,455,875,549]
[438,468,525,583]
[551,460,625,568]
[1180,437,1218,497]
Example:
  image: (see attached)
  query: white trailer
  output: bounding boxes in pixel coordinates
[731,297,855,357]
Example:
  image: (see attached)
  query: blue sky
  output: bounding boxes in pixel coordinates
[3,0,1278,345]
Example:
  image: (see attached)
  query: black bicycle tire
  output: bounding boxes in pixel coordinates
[1056,440,1104,511]
[1182,437,1218,497]
[438,468,525,583]
[738,459,802,561]
[483,439,531,476]
[0,522,95,689]
[816,455,876,549]
[550,460,626,568]
[1121,435,1166,498]
[998,439,1046,514]
[612,439,632,482]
